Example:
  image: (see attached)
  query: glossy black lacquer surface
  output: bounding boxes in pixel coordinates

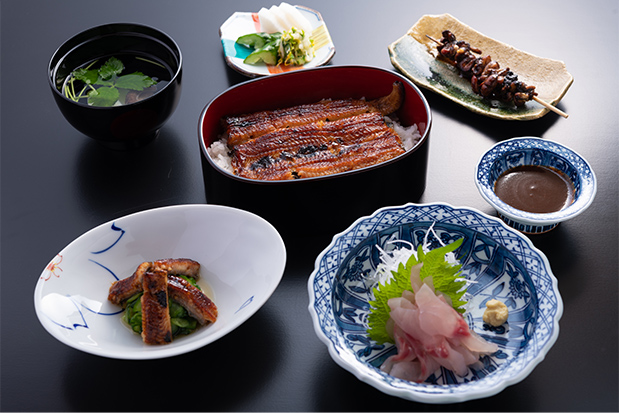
[48,23,182,149]
[199,65,431,238]
[2,1,617,411]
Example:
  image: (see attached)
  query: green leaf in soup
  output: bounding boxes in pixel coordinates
[117,88,130,104]
[88,86,119,107]
[98,57,124,80]
[93,77,115,87]
[73,68,99,85]
[115,73,157,91]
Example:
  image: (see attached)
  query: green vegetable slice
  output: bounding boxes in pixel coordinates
[236,32,281,49]
[121,274,202,337]
[243,41,280,65]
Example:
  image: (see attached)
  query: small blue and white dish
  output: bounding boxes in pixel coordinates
[308,203,562,403]
[475,137,596,234]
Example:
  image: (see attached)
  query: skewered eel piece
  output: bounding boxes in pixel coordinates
[428,30,567,117]
[433,30,536,107]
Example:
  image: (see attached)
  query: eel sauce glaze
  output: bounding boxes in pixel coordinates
[494,165,575,213]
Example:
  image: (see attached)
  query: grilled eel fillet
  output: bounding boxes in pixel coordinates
[168,275,218,324]
[108,258,201,306]
[232,111,406,180]
[141,270,172,345]
[108,259,217,344]
[223,81,405,147]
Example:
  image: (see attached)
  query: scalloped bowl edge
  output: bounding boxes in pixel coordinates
[307,202,563,403]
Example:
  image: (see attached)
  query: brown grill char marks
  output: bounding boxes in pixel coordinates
[108,261,150,306]
[168,275,218,325]
[152,258,201,280]
[290,132,405,179]
[225,83,407,181]
[435,30,537,107]
[232,112,396,171]
[108,258,218,345]
[237,124,405,180]
[141,270,173,345]
[108,258,201,306]
[223,82,405,146]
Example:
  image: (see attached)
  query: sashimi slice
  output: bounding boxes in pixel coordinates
[458,330,499,353]
[381,284,498,383]
[416,283,465,337]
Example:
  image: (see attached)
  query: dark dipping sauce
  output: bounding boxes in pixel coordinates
[494,165,575,213]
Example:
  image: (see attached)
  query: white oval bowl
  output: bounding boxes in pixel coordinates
[35,204,286,359]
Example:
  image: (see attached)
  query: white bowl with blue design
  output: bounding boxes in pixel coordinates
[219,5,335,77]
[475,137,597,234]
[34,204,286,359]
[308,203,562,404]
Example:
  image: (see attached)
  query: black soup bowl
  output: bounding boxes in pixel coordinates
[49,23,182,149]
[198,66,432,239]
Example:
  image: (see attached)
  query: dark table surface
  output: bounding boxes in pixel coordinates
[2,0,617,411]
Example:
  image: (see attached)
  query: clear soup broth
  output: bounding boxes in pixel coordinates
[61,53,172,107]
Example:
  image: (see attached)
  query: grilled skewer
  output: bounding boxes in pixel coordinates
[427,31,568,118]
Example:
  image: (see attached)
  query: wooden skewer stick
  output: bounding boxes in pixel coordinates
[532,96,568,118]
[425,35,569,118]
[425,34,442,44]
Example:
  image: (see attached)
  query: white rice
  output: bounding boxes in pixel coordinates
[384,116,422,151]
[206,117,423,174]
[207,139,234,173]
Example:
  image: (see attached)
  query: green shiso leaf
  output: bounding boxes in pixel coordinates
[367,238,465,344]
[367,260,415,344]
[418,238,467,311]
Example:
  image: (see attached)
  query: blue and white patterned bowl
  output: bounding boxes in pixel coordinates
[34,204,286,359]
[475,137,597,234]
[308,203,562,404]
